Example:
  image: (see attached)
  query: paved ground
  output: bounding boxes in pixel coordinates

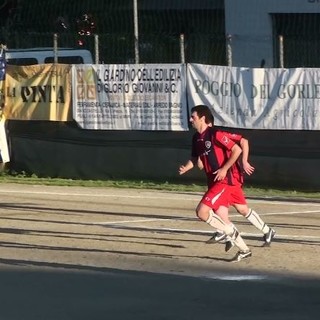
[0,183,319,319]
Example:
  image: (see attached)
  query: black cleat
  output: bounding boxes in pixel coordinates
[263,228,276,246]
[230,250,252,262]
[206,231,227,244]
[225,240,235,252]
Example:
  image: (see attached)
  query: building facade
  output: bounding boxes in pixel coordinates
[225,0,320,67]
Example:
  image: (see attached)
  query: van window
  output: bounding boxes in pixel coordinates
[6,48,94,65]
[44,56,85,64]
[7,58,38,65]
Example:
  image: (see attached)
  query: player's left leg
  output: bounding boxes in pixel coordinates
[232,186,276,246]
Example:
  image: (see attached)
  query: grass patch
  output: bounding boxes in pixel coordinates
[0,172,319,200]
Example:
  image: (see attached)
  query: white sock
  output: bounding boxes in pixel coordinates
[225,224,236,241]
[206,211,249,252]
[245,209,270,234]
[228,226,250,252]
[206,210,234,235]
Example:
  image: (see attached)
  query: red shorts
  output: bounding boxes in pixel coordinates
[228,184,247,206]
[200,183,230,211]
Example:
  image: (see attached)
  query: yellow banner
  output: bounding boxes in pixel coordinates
[4,64,72,121]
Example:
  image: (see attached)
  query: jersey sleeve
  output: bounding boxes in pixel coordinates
[219,130,243,145]
[215,130,236,150]
[227,132,242,144]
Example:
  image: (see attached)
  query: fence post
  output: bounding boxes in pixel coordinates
[226,34,232,67]
[53,33,58,64]
[133,0,139,64]
[180,33,185,64]
[94,34,99,64]
[279,34,284,68]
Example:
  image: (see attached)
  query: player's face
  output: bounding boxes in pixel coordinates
[190,112,202,130]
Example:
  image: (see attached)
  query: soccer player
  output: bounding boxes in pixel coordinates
[179,104,252,262]
[199,131,276,251]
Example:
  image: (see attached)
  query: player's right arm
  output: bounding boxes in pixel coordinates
[213,143,242,181]
[197,157,204,170]
[179,157,197,175]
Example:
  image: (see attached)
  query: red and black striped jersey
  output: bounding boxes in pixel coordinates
[191,127,243,186]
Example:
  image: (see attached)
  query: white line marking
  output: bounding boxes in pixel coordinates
[232,210,320,217]
[1,188,320,206]
[205,275,268,281]
[100,224,320,241]
[248,199,320,206]
[240,232,320,240]
[0,189,199,201]
[95,218,172,225]
[94,209,320,226]
[105,225,218,235]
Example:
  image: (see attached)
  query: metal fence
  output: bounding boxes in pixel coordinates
[2,1,320,67]
[1,31,227,65]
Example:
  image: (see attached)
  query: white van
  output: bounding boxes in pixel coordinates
[5,47,94,65]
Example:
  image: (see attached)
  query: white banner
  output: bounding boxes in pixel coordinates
[0,117,10,163]
[187,63,320,130]
[72,64,188,130]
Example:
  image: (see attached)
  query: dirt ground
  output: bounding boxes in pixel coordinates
[0,182,319,279]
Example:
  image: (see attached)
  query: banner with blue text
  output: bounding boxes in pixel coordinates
[187,63,320,130]
[72,64,188,130]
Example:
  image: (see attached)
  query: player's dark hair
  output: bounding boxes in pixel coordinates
[191,105,214,125]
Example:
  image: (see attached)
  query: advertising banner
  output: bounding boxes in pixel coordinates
[187,63,320,130]
[4,64,72,121]
[72,64,188,130]
[0,48,9,163]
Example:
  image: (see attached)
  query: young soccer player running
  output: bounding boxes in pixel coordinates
[179,104,252,262]
[198,126,276,251]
